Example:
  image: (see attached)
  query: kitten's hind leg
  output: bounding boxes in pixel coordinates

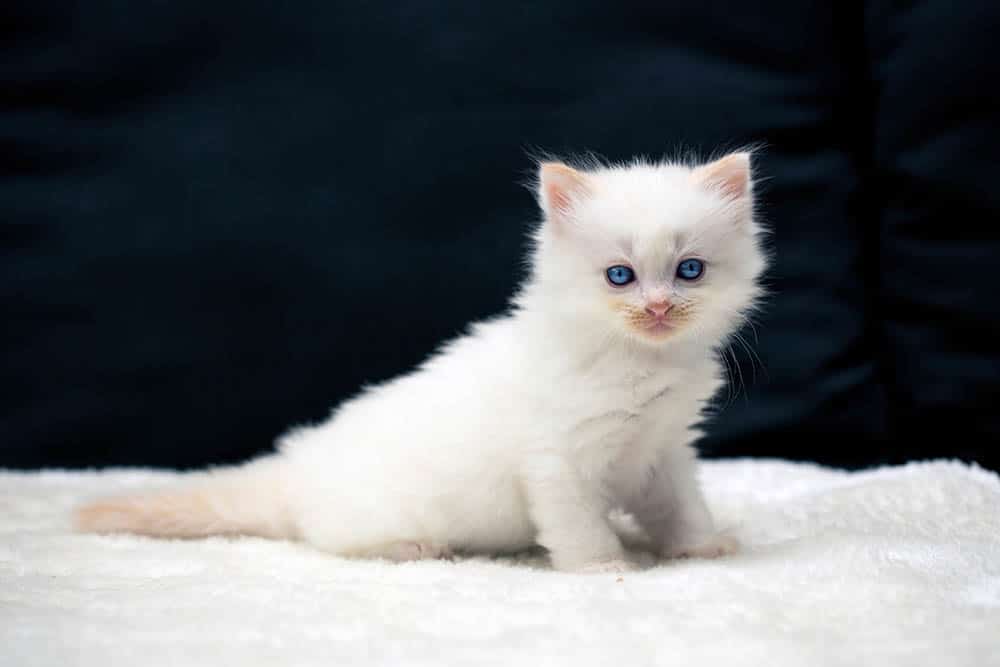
[355,541,453,563]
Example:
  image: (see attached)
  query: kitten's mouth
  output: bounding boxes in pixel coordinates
[639,318,676,337]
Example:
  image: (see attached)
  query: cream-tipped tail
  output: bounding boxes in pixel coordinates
[75,456,297,540]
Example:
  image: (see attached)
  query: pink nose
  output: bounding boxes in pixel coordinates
[645,301,673,317]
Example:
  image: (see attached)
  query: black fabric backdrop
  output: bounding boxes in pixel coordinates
[3,1,998,471]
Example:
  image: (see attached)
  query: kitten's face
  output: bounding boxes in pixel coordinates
[534,153,766,348]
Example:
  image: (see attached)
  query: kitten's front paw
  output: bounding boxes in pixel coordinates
[574,558,638,574]
[663,535,739,560]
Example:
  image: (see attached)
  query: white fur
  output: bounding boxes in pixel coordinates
[76,154,767,572]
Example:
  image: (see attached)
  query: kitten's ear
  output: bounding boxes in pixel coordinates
[691,152,752,202]
[537,162,591,227]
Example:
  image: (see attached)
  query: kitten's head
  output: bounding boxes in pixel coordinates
[529,152,766,349]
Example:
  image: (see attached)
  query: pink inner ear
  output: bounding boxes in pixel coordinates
[693,153,750,200]
[539,162,590,220]
[544,181,572,213]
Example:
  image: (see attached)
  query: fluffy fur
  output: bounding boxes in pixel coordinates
[76,152,767,573]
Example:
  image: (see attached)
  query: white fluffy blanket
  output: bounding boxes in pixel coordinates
[2,459,998,666]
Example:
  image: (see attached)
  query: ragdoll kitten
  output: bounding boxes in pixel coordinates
[76,152,766,573]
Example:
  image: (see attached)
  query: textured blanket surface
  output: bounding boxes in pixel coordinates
[2,460,998,666]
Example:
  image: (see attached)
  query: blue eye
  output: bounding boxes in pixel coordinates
[676,258,704,281]
[606,265,636,286]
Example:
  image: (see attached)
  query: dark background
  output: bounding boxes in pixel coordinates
[3,1,998,472]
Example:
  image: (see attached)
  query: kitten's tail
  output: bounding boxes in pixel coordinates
[74,456,297,540]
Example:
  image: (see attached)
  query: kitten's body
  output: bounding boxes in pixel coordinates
[77,153,766,572]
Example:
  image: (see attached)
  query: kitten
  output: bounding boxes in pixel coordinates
[76,152,767,573]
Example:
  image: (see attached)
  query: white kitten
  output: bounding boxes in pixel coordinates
[77,152,767,573]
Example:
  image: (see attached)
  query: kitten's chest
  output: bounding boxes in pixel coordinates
[620,367,677,410]
[559,366,680,448]
[592,366,679,414]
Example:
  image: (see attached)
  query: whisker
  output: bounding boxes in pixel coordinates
[717,342,737,410]
[731,332,759,387]
[731,314,767,380]
[727,343,745,405]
